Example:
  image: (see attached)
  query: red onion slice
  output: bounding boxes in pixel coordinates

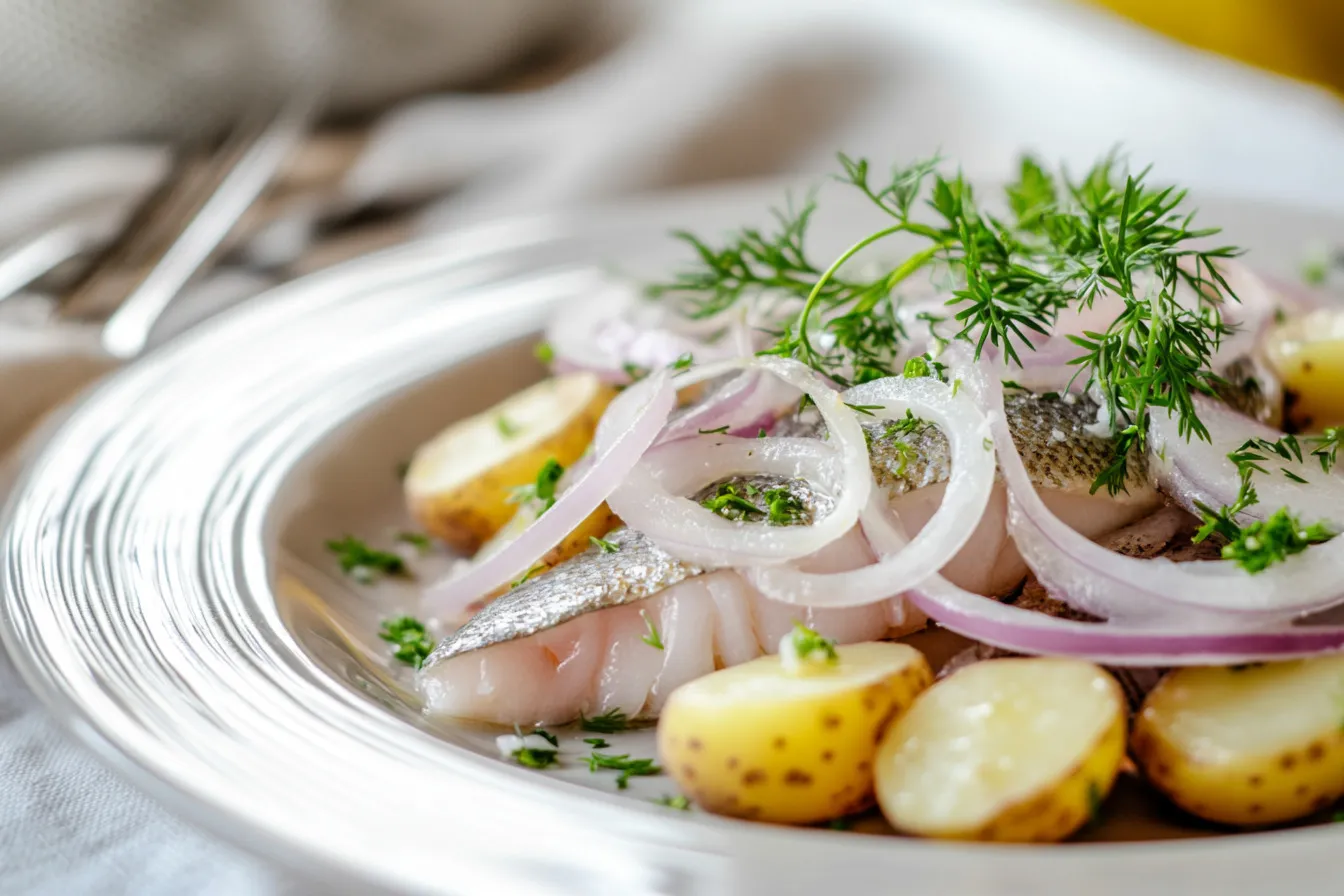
[859,504,1344,666]
[964,356,1344,624]
[744,376,995,607]
[607,357,871,567]
[421,371,676,616]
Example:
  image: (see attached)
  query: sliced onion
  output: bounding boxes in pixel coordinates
[859,503,1344,666]
[421,371,676,616]
[607,357,870,567]
[547,284,729,381]
[1151,395,1344,527]
[744,376,995,607]
[962,355,1344,624]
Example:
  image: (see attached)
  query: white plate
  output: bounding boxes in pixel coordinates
[2,180,1343,896]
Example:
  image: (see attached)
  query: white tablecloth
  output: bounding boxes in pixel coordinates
[1,1,1341,892]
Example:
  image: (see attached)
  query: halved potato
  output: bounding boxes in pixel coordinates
[1264,309,1344,431]
[1132,657,1344,826]
[405,373,615,552]
[658,641,932,825]
[875,657,1125,842]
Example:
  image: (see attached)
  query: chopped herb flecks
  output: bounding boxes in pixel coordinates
[534,341,555,364]
[513,747,559,769]
[580,708,630,733]
[396,531,431,553]
[510,458,565,514]
[589,535,620,553]
[583,751,663,789]
[496,415,521,438]
[653,795,692,810]
[640,610,664,650]
[788,621,839,666]
[327,535,407,583]
[510,564,547,589]
[583,737,611,749]
[669,353,694,370]
[378,615,435,669]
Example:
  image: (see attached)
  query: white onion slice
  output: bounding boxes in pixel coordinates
[745,376,995,607]
[1151,395,1344,527]
[964,356,1344,624]
[421,371,676,616]
[607,357,870,567]
[860,503,1344,666]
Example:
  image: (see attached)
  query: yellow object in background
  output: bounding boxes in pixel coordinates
[1089,0,1344,95]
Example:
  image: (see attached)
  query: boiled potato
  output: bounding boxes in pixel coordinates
[405,373,615,552]
[1264,309,1344,431]
[875,657,1125,842]
[658,642,932,824]
[1132,657,1344,826]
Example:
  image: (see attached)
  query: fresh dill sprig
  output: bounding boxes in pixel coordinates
[510,564,546,589]
[649,150,1244,496]
[580,707,630,733]
[762,486,807,525]
[378,616,435,669]
[1221,510,1334,575]
[700,482,764,521]
[326,536,407,583]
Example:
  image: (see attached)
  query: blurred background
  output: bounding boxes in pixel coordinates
[0,0,1341,892]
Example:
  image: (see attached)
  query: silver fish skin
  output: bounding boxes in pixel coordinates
[785,390,1151,497]
[424,474,827,667]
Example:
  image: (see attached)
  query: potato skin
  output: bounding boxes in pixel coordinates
[406,380,614,552]
[1132,666,1344,827]
[657,643,932,825]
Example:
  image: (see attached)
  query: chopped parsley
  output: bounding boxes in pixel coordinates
[583,751,663,789]
[788,621,839,665]
[378,615,435,669]
[701,482,767,521]
[510,458,564,514]
[513,747,559,769]
[701,481,808,525]
[495,415,521,438]
[326,535,407,582]
[396,531,431,553]
[653,795,692,810]
[763,486,807,525]
[589,535,620,553]
[698,425,730,434]
[534,341,555,364]
[640,610,664,650]
[580,708,630,733]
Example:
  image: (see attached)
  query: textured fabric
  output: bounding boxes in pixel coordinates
[0,0,599,158]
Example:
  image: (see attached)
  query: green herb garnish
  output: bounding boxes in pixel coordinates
[902,355,931,378]
[513,747,559,769]
[700,482,766,521]
[1219,509,1334,575]
[326,536,407,582]
[496,415,521,438]
[510,564,547,589]
[584,737,611,748]
[589,535,620,553]
[580,708,630,733]
[583,751,663,789]
[378,615,435,669]
[649,151,1243,498]
[534,341,555,363]
[669,353,695,370]
[698,425,730,434]
[622,362,650,383]
[845,402,883,416]
[653,795,692,810]
[789,621,838,665]
[640,610,664,650]
[396,531,431,553]
[510,457,564,514]
[763,486,807,525]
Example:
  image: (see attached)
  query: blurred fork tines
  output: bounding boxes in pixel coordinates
[57,96,315,358]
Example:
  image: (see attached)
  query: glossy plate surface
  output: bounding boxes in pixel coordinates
[2,182,1343,895]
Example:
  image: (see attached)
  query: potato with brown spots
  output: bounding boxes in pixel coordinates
[405,373,615,552]
[875,658,1125,842]
[657,641,932,825]
[1132,657,1344,826]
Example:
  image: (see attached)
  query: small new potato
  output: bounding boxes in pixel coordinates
[1132,657,1344,827]
[875,657,1125,842]
[405,373,615,552]
[658,642,932,824]
[1264,309,1344,432]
